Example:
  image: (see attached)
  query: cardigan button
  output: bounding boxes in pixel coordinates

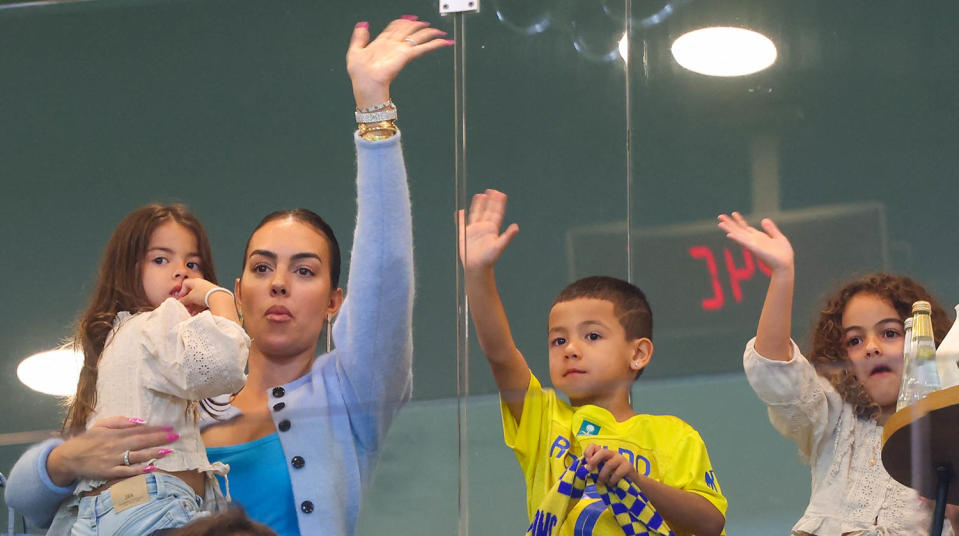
[301,500,314,514]
[273,402,286,411]
[272,386,285,398]
[278,419,291,432]
[291,456,305,469]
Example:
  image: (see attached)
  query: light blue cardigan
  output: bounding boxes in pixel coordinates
[5,132,414,536]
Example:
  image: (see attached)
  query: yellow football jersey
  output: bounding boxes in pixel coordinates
[503,374,727,536]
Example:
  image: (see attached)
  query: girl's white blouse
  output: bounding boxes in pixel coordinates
[743,338,951,536]
[76,297,249,495]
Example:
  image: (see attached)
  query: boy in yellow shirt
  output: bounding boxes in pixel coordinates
[458,190,727,536]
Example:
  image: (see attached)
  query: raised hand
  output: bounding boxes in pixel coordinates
[347,16,453,109]
[717,212,794,275]
[458,189,520,272]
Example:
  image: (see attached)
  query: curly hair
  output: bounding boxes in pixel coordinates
[808,273,952,420]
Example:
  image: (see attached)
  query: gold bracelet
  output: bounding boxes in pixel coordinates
[358,119,398,141]
[361,130,397,141]
[358,120,396,131]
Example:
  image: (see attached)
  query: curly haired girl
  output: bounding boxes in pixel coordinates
[718,211,955,536]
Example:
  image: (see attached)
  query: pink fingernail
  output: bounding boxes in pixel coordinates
[400,14,418,20]
[166,432,180,442]
[355,21,368,29]
[128,417,145,424]
[157,448,175,456]
[437,30,448,36]
[446,39,456,45]
[143,465,157,473]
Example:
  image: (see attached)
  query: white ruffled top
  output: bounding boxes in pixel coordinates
[75,297,249,498]
[743,338,952,536]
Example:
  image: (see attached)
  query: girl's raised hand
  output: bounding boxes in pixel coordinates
[717,212,794,274]
[458,189,520,273]
[177,278,238,322]
[175,277,218,314]
[347,16,453,109]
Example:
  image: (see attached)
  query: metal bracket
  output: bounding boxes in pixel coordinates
[440,0,479,15]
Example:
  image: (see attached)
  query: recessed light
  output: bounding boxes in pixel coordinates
[671,26,777,77]
[17,348,83,396]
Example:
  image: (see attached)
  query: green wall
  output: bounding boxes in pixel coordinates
[2,0,958,533]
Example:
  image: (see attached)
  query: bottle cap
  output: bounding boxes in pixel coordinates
[912,300,931,314]
[904,317,913,329]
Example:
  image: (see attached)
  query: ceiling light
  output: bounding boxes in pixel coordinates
[671,26,776,77]
[17,348,83,396]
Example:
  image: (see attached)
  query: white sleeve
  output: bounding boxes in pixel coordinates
[140,298,249,400]
[743,337,844,461]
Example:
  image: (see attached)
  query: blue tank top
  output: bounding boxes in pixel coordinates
[206,433,299,536]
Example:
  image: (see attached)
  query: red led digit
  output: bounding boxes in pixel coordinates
[723,246,755,302]
[688,246,724,311]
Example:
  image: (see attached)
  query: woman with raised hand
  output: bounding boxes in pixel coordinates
[5,16,451,536]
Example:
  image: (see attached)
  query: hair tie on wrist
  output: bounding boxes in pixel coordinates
[204,287,235,309]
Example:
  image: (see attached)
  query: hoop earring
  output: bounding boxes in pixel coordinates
[326,313,332,353]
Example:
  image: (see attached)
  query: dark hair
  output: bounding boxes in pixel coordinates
[552,276,653,378]
[242,209,341,289]
[64,204,216,436]
[157,507,277,536]
[809,273,953,420]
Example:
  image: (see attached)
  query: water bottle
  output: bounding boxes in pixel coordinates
[897,300,941,408]
[896,318,916,411]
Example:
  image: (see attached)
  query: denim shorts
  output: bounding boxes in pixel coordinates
[71,472,203,536]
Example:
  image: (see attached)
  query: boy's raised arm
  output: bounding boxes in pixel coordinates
[718,212,796,362]
[459,190,531,422]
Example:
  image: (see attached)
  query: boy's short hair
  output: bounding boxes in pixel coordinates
[158,506,277,536]
[553,275,653,341]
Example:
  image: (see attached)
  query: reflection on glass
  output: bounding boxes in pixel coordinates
[0,0,98,10]
[493,0,552,35]
[570,0,626,62]
[493,0,671,63]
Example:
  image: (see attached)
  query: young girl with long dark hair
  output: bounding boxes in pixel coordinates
[65,204,249,535]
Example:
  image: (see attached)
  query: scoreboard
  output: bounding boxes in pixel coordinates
[567,202,888,376]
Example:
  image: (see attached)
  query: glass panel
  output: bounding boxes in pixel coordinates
[460,0,630,533]
[627,1,959,534]
[4,0,959,534]
[0,0,460,533]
